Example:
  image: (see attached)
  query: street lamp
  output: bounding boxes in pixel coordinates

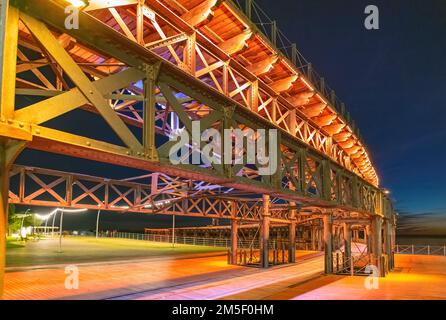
[56,208,88,253]
[20,209,31,231]
[96,209,101,239]
[35,212,55,236]
[66,0,89,8]
[19,209,32,239]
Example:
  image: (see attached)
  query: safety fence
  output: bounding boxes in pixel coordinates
[98,231,298,250]
[396,245,446,256]
[97,232,308,267]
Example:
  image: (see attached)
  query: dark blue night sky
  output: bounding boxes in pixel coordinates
[251,0,446,234]
[15,0,446,235]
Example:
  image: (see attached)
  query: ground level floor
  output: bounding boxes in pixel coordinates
[4,237,446,300]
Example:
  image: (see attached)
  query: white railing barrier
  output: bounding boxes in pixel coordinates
[395,244,446,256]
[93,232,305,251]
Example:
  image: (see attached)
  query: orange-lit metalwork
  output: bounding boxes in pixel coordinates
[0,0,397,298]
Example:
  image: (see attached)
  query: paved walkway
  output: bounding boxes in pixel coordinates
[6,237,225,268]
[5,251,446,300]
[4,251,322,300]
[116,253,324,300]
[289,254,446,300]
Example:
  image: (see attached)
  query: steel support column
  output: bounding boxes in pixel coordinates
[311,226,316,250]
[288,204,296,263]
[230,219,238,265]
[343,222,352,271]
[260,194,270,268]
[366,224,372,254]
[143,63,160,161]
[323,212,333,274]
[391,223,396,270]
[0,141,25,298]
[384,218,392,272]
[371,215,384,277]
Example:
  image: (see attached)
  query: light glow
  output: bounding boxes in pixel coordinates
[36,208,88,221]
[67,0,89,8]
[300,77,314,91]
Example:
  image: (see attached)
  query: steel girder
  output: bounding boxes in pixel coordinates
[2,0,394,220]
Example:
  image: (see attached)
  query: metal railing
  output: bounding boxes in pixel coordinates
[97,232,301,251]
[395,245,446,256]
[99,232,232,248]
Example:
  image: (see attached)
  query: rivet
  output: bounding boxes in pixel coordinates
[19,122,24,128]
[86,141,91,146]
[35,129,41,134]
[7,119,13,124]
[126,151,130,155]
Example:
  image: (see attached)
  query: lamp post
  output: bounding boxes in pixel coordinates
[51,210,58,237]
[44,217,49,236]
[58,208,64,253]
[20,209,31,234]
[96,209,101,239]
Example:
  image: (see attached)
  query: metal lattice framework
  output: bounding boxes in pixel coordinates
[0,0,393,216]
[0,0,398,295]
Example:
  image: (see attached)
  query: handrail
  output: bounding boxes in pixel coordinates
[395,244,446,256]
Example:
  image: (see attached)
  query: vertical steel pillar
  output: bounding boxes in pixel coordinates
[0,141,24,298]
[184,33,196,76]
[260,194,270,268]
[318,227,324,251]
[245,0,253,19]
[288,204,296,263]
[0,144,7,299]
[391,223,396,269]
[323,212,333,274]
[311,226,316,250]
[1,2,18,123]
[230,219,238,265]
[0,1,23,299]
[143,63,159,161]
[136,0,145,45]
[343,223,352,271]
[371,215,383,277]
[366,224,372,254]
[384,219,392,272]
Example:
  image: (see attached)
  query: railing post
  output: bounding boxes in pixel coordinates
[396,244,399,253]
[271,21,277,47]
[412,244,414,254]
[245,0,253,20]
[428,245,430,255]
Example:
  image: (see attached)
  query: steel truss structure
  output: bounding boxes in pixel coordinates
[0,0,396,297]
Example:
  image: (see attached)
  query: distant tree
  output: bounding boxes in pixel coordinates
[7,204,40,235]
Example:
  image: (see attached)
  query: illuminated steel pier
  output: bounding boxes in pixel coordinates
[0,0,396,297]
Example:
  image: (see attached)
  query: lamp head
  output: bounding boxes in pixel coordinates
[67,0,89,8]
